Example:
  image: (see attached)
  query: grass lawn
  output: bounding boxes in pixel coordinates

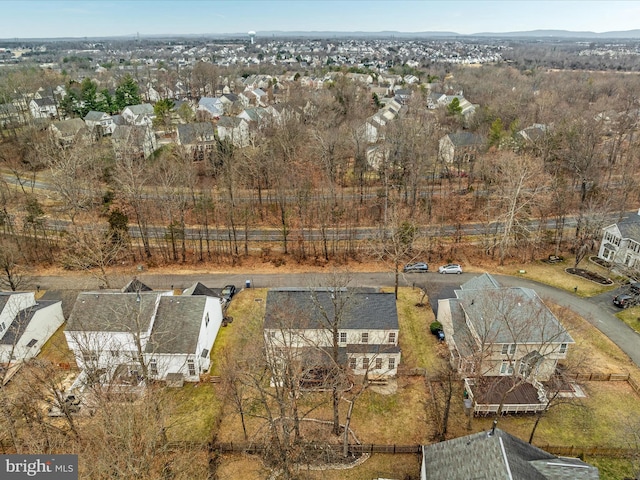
[483,256,620,297]
[587,457,637,480]
[616,306,640,334]
[38,324,76,365]
[163,382,222,443]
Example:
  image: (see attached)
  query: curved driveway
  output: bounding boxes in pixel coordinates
[35,270,640,367]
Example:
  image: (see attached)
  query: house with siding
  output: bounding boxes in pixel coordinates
[437,273,574,414]
[0,292,64,369]
[65,289,224,384]
[598,209,640,269]
[264,288,401,380]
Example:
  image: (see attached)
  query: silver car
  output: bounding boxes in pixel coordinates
[438,264,463,274]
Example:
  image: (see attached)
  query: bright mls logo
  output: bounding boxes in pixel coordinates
[1,455,77,479]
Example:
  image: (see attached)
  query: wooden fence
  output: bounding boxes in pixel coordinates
[565,372,630,382]
[211,442,421,455]
[210,442,636,458]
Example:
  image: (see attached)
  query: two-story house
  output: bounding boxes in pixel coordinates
[121,103,155,126]
[64,289,224,384]
[29,96,58,119]
[598,209,640,269]
[83,111,115,136]
[111,124,158,159]
[216,116,249,148]
[438,131,486,165]
[0,292,64,369]
[437,273,574,414]
[176,122,216,161]
[264,288,401,380]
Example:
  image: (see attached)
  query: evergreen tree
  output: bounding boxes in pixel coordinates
[115,74,141,111]
[447,97,463,116]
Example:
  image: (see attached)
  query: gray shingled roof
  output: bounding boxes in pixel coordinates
[182,282,220,297]
[264,289,398,330]
[613,211,640,239]
[66,292,162,332]
[124,103,154,115]
[52,118,85,136]
[84,110,108,122]
[145,296,206,354]
[121,278,152,293]
[447,131,485,147]
[461,272,501,291]
[0,300,59,345]
[455,286,574,345]
[447,299,475,357]
[422,427,599,479]
[176,122,215,145]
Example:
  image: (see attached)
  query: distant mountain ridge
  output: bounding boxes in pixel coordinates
[3,29,640,41]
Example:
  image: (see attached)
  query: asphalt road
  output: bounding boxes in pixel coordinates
[34,270,640,368]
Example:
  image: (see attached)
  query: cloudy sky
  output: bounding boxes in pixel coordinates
[1,0,639,39]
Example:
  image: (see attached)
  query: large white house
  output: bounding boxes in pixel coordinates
[264,288,401,379]
[598,210,640,269]
[65,289,224,384]
[0,292,64,367]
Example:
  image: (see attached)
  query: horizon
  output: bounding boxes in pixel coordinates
[1,0,639,40]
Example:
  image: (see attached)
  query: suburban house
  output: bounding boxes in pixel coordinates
[598,209,640,269]
[111,124,158,159]
[176,122,216,161]
[83,111,115,136]
[439,131,486,165]
[0,102,25,128]
[29,96,58,119]
[64,289,224,384]
[0,291,64,369]
[49,118,87,146]
[421,426,599,479]
[197,97,224,119]
[121,103,155,126]
[264,288,401,380]
[437,273,574,414]
[216,116,250,148]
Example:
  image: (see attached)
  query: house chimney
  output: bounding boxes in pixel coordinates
[488,419,498,436]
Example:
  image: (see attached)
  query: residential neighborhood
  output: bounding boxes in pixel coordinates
[4,13,640,480]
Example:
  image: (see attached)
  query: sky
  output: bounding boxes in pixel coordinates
[1,0,640,39]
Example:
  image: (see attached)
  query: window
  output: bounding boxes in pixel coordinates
[375,358,382,370]
[362,357,369,370]
[187,359,196,376]
[559,343,568,354]
[500,362,514,375]
[82,352,98,363]
[501,344,516,356]
[26,339,37,348]
[388,332,396,344]
[361,332,369,344]
[150,359,158,376]
[110,350,119,358]
[0,322,4,332]
[388,358,396,370]
[339,332,347,344]
[349,358,357,370]
[205,313,209,327]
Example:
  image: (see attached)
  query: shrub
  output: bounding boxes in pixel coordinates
[430,321,443,335]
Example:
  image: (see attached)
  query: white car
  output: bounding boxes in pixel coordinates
[438,264,463,274]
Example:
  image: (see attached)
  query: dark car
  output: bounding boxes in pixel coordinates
[403,262,429,273]
[221,285,237,301]
[613,293,638,308]
[630,282,640,294]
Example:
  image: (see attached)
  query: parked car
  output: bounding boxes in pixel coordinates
[613,293,638,308]
[629,282,640,294]
[403,262,429,273]
[221,285,237,301]
[438,264,463,274]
